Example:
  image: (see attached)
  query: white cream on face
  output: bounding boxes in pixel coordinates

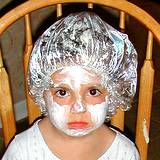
[53,66,102,114]
[44,91,68,133]
[44,66,109,137]
[54,66,100,91]
[44,91,108,137]
[87,96,108,131]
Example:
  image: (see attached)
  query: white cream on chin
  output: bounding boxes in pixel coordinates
[45,91,108,137]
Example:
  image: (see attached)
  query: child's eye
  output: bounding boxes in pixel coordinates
[87,89,101,97]
[55,89,70,98]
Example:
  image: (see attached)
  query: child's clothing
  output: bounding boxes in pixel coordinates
[2,120,139,160]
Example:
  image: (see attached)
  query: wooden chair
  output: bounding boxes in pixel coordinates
[0,0,160,159]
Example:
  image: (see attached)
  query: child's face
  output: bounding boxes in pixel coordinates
[44,66,109,137]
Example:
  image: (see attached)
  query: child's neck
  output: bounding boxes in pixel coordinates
[39,117,116,160]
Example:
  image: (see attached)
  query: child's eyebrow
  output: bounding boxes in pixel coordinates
[82,84,104,90]
[86,82,102,86]
[50,83,71,90]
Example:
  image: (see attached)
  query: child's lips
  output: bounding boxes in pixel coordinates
[68,121,89,129]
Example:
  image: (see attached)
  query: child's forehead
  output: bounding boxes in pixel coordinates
[51,66,101,84]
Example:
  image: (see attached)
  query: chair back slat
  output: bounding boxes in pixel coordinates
[0,49,16,146]
[119,11,125,30]
[0,50,3,67]
[24,14,32,77]
[119,0,126,31]
[24,14,41,124]
[57,4,62,17]
[111,109,125,131]
[88,3,93,9]
[135,31,154,160]
[146,31,153,60]
[136,60,154,160]
[14,0,39,124]
[111,8,126,131]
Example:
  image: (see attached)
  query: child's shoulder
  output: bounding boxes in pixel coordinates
[2,120,42,160]
[15,120,41,143]
[101,127,140,160]
[110,128,136,150]
[115,129,134,145]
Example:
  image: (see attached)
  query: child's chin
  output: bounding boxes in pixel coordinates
[65,127,94,137]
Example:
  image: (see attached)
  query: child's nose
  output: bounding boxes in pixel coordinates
[70,102,86,113]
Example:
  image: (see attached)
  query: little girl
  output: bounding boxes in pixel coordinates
[2,12,139,160]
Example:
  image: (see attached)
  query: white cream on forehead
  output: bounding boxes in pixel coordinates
[53,66,100,90]
[44,91,109,137]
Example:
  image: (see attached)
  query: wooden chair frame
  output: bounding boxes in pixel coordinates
[0,1,160,160]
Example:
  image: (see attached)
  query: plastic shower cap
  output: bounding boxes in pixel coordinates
[28,12,137,118]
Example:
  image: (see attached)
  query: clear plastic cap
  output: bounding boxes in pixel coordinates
[28,12,137,118]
